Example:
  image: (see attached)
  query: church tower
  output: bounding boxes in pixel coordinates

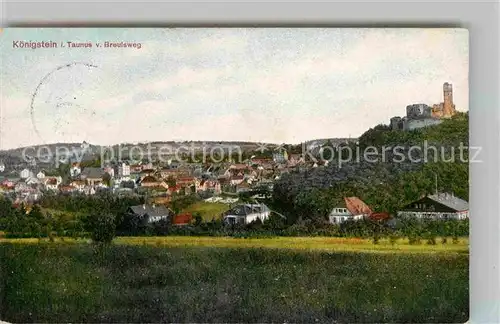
[442,82,455,117]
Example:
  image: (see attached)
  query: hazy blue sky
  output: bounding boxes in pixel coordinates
[0,28,468,149]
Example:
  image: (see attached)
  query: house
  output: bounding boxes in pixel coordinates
[117,162,130,177]
[288,154,305,166]
[272,149,288,163]
[84,186,96,195]
[70,180,86,192]
[130,164,143,174]
[36,171,46,179]
[80,167,103,186]
[328,197,373,224]
[25,176,40,186]
[172,213,193,226]
[167,185,185,195]
[14,182,28,193]
[141,162,154,170]
[397,193,469,220]
[140,168,156,177]
[70,163,82,177]
[235,181,251,193]
[59,185,77,194]
[230,175,245,186]
[1,178,17,189]
[198,179,222,194]
[127,204,173,223]
[139,175,162,188]
[176,176,195,186]
[20,168,31,179]
[44,177,60,191]
[223,203,271,225]
[0,162,5,172]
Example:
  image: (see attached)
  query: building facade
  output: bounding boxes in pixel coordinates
[328,197,373,224]
[397,193,469,220]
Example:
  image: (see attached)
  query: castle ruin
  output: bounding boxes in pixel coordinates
[390,82,457,131]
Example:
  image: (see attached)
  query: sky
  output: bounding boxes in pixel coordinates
[0,28,468,149]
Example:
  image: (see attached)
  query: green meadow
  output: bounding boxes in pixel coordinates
[0,237,469,323]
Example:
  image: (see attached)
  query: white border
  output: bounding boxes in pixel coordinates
[1,1,499,323]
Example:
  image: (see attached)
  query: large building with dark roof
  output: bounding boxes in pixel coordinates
[397,193,469,220]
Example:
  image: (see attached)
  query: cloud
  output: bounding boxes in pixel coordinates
[0,28,468,149]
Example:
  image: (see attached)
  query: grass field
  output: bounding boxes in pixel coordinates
[0,237,469,323]
[181,201,229,221]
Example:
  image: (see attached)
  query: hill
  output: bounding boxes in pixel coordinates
[272,112,469,224]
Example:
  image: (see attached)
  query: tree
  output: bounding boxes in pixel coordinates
[102,172,112,187]
[84,213,116,244]
[166,176,176,188]
[194,212,203,226]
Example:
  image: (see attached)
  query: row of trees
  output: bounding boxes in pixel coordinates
[1,194,469,244]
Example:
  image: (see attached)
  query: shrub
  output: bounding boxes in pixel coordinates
[441,237,448,244]
[85,213,116,244]
[408,235,421,245]
[427,237,437,245]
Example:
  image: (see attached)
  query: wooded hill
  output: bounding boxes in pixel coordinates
[272,112,469,225]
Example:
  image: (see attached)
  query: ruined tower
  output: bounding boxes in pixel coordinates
[442,82,455,117]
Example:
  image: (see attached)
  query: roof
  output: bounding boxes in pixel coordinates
[141,175,158,183]
[427,193,469,211]
[177,177,195,182]
[173,213,192,225]
[229,164,248,170]
[344,197,373,216]
[224,203,270,216]
[46,178,58,185]
[237,181,250,188]
[129,204,172,217]
[81,167,103,179]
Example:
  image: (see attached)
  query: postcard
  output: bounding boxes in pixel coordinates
[0,28,469,323]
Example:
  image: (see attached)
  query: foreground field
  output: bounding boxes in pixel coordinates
[0,236,469,254]
[0,239,468,323]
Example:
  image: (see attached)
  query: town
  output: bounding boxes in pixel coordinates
[0,83,469,234]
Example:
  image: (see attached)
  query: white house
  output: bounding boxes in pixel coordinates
[70,163,82,177]
[223,203,271,225]
[70,180,86,192]
[0,162,5,172]
[127,204,173,223]
[118,162,131,177]
[25,177,40,185]
[43,176,63,191]
[328,197,373,224]
[20,168,31,179]
[36,171,46,179]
